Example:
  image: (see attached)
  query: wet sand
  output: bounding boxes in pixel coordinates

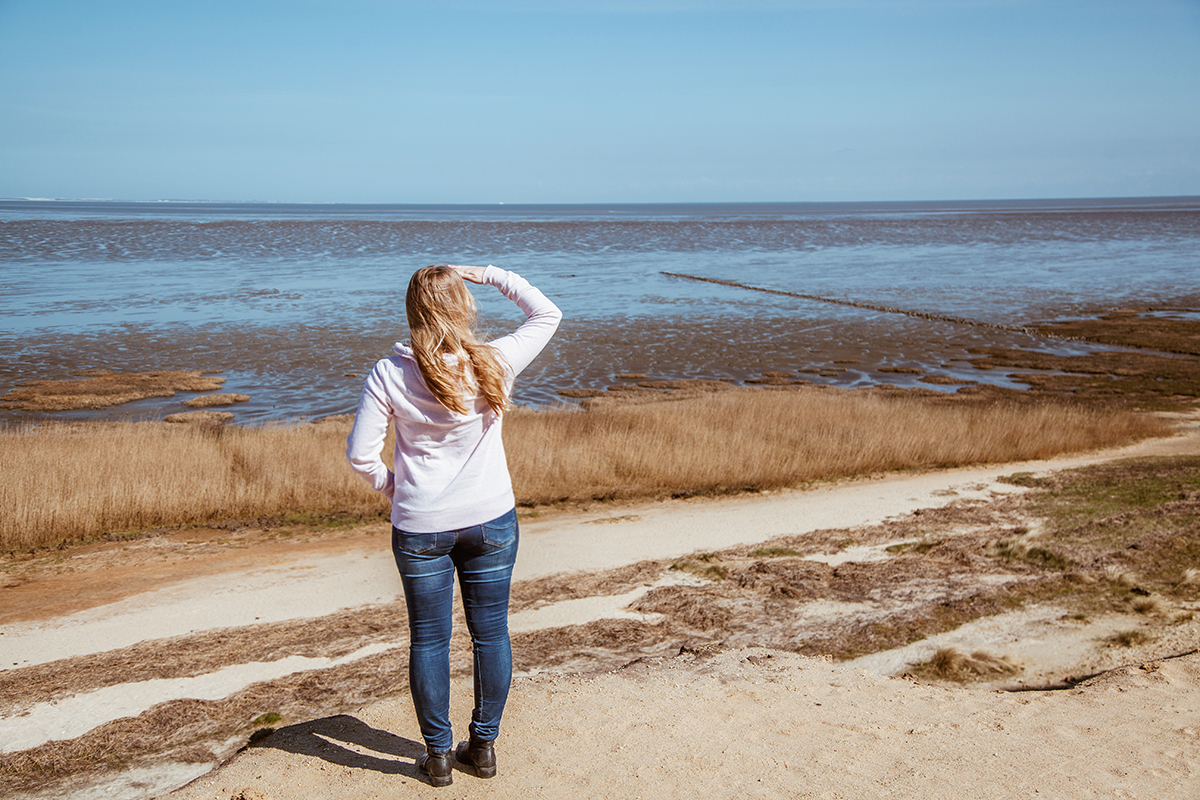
[0,309,1127,424]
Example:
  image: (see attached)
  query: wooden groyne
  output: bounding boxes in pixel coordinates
[661,272,1078,341]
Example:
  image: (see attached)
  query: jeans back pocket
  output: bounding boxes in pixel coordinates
[393,529,441,556]
[481,509,518,549]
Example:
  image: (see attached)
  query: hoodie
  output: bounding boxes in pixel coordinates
[345,265,562,533]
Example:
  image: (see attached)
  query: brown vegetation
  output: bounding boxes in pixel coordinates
[0,370,226,412]
[181,393,250,408]
[968,347,1200,405]
[0,420,391,550]
[0,387,1170,550]
[967,311,1200,407]
[505,387,1167,505]
[908,647,1020,682]
[164,411,235,425]
[1037,311,1200,356]
[0,646,424,795]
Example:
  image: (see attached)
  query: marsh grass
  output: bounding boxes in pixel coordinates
[1,388,1169,550]
[0,420,392,550]
[505,389,1166,505]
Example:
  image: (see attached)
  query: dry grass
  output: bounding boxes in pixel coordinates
[909,647,1020,682]
[504,388,1168,505]
[163,410,235,425]
[1131,595,1162,615]
[0,387,1169,550]
[0,419,392,550]
[1106,629,1153,648]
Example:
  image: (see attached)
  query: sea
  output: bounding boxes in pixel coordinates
[1,197,1198,423]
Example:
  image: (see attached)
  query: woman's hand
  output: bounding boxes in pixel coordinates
[449,265,486,284]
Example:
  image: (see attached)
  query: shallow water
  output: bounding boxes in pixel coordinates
[2,198,1197,422]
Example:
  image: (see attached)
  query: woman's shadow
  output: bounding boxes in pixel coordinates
[248,715,429,781]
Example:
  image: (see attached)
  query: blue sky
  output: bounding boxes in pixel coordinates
[1,0,1197,203]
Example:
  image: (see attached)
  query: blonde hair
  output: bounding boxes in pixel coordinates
[406,266,509,415]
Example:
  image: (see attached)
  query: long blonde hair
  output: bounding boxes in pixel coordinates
[406,266,509,415]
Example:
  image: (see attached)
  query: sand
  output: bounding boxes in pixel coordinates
[169,647,1200,799]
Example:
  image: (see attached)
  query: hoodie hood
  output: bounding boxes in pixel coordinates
[394,340,461,366]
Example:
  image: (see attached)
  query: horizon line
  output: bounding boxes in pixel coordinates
[3,194,1199,207]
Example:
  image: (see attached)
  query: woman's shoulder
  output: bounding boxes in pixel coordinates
[371,343,414,369]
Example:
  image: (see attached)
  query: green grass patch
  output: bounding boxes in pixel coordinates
[750,547,802,558]
[1014,456,1200,594]
[1026,456,1200,533]
[998,472,1051,488]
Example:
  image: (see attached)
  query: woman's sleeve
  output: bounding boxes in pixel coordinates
[483,265,563,377]
[345,362,395,498]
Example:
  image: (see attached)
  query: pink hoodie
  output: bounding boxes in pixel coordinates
[345,266,562,533]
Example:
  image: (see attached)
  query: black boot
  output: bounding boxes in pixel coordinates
[455,736,497,779]
[418,748,453,787]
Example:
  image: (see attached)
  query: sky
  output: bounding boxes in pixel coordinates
[1,0,1198,204]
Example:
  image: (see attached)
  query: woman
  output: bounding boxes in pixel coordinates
[346,264,561,786]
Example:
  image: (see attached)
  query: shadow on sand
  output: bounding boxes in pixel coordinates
[250,714,433,782]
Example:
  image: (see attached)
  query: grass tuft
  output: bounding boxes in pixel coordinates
[670,560,728,581]
[1130,596,1161,615]
[1106,629,1152,647]
[910,647,1020,682]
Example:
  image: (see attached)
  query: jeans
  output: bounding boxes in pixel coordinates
[392,508,518,752]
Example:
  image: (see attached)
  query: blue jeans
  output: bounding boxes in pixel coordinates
[392,508,518,752]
